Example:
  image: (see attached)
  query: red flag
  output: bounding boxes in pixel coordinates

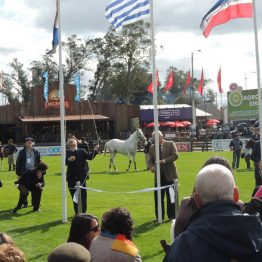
[201,0,253,38]
[163,70,174,92]
[217,67,223,93]
[197,68,204,96]
[147,70,160,94]
[183,70,191,95]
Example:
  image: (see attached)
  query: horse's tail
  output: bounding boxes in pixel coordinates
[104,142,108,155]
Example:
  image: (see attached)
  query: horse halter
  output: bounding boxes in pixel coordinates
[137,129,145,142]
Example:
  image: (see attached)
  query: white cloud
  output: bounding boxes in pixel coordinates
[0,0,261,96]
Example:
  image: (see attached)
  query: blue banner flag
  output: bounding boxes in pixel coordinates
[74,74,81,102]
[105,0,150,31]
[43,72,49,101]
[47,0,59,54]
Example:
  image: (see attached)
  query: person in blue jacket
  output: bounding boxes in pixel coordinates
[163,164,262,262]
[66,138,99,214]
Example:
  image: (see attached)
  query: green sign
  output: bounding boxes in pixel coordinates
[227,89,258,119]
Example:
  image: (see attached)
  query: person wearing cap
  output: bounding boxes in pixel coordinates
[48,242,91,262]
[148,130,179,221]
[229,132,243,169]
[4,138,17,171]
[12,162,48,213]
[15,137,41,208]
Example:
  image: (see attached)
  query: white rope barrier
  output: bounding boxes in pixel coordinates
[72,183,178,203]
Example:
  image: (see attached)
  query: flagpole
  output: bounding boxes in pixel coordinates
[150,0,162,223]
[57,0,67,223]
[252,0,262,158]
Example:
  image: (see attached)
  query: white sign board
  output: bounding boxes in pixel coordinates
[212,139,249,151]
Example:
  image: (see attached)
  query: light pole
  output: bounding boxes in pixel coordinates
[244,71,256,89]
[191,49,201,135]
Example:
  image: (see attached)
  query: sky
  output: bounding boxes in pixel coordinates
[0,0,262,103]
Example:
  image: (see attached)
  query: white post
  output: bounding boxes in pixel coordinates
[76,181,82,214]
[150,0,162,223]
[252,0,262,159]
[57,0,67,223]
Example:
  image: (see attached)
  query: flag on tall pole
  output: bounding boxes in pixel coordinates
[183,70,191,95]
[42,72,49,101]
[197,68,204,96]
[163,69,174,92]
[217,67,223,93]
[147,70,159,94]
[47,0,59,54]
[105,0,150,31]
[74,73,81,102]
[200,0,253,38]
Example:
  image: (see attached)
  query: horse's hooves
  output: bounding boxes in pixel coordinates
[135,169,139,171]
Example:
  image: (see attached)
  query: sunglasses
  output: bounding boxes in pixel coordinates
[89,225,100,233]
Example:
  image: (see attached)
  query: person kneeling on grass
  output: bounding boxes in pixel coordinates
[12,162,48,213]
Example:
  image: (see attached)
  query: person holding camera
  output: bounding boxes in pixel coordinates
[66,138,99,214]
[12,162,48,213]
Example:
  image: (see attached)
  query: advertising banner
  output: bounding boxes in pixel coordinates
[228,89,258,119]
[212,139,249,151]
[17,146,61,156]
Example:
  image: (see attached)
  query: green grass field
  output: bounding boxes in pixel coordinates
[0,151,256,261]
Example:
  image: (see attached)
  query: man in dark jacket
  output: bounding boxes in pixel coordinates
[251,140,262,186]
[12,162,48,213]
[164,164,262,262]
[15,137,41,207]
[66,138,99,214]
[229,133,243,169]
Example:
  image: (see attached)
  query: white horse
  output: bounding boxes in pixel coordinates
[104,128,146,172]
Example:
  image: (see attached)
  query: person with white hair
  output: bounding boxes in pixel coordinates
[163,164,262,262]
[148,130,179,221]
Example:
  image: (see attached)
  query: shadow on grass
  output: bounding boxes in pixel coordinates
[8,219,62,234]
[91,169,146,175]
[236,168,254,172]
[135,220,161,235]
[142,250,164,261]
[53,173,62,176]
[0,209,18,221]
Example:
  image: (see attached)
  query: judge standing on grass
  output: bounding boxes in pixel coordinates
[66,138,99,214]
[148,131,179,221]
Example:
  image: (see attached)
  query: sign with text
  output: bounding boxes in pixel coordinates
[228,89,258,119]
[212,139,249,151]
[44,89,71,109]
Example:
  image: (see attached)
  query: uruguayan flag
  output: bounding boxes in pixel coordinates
[105,0,150,30]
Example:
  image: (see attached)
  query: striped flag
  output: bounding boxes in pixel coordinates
[105,0,150,31]
[200,0,253,38]
[74,74,81,102]
[163,69,174,92]
[47,0,59,54]
[183,70,191,95]
[197,68,204,96]
[217,67,223,93]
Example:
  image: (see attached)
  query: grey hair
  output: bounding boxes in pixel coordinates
[196,164,235,205]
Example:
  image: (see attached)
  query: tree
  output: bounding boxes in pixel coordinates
[89,21,151,103]
[1,59,31,103]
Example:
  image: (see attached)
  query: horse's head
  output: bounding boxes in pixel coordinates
[136,128,146,142]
